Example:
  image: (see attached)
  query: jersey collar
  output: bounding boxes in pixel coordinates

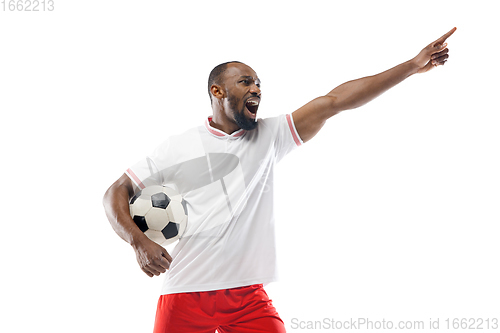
[204,116,246,139]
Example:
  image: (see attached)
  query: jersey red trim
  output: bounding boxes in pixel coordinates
[286,114,302,146]
[205,117,225,137]
[126,168,146,189]
[205,117,245,138]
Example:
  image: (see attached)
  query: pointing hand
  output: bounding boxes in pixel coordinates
[413,27,457,74]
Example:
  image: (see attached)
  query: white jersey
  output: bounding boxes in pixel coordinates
[126,114,302,295]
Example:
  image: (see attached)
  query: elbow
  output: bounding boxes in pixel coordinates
[319,95,342,119]
[103,181,120,210]
[102,185,113,210]
[103,174,135,208]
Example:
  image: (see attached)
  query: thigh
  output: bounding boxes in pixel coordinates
[217,285,286,333]
[153,292,218,333]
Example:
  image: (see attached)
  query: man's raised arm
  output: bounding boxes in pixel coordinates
[292,27,457,143]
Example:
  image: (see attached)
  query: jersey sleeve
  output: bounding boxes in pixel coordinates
[125,127,208,194]
[125,138,171,190]
[273,113,303,162]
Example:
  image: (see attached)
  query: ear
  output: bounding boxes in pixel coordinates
[210,84,225,100]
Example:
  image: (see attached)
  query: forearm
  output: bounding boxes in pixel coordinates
[103,174,172,277]
[326,59,420,113]
[103,178,146,247]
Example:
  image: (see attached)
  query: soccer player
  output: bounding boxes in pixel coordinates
[103,28,456,332]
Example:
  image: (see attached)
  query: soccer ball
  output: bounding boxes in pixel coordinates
[129,185,188,246]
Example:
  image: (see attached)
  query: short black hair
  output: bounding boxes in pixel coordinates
[208,61,242,102]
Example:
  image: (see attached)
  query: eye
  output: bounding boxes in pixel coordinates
[239,79,250,85]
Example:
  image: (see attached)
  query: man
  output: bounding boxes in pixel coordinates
[103,27,456,332]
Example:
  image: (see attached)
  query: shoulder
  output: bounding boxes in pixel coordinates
[243,114,296,145]
[258,114,297,136]
[160,125,203,144]
[258,114,285,126]
[148,125,203,160]
[254,114,288,134]
[257,114,303,147]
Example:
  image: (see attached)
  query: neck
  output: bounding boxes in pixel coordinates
[210,106,241,135]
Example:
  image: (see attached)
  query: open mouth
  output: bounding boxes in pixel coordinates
[245,97,260,118]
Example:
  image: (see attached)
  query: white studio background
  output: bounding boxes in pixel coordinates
[1,1,498,332]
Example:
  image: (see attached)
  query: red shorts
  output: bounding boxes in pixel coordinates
[153,284,286,333]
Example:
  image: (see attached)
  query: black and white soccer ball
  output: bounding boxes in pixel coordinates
[129,185,188,246]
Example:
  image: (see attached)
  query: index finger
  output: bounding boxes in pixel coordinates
[436,27,457,44]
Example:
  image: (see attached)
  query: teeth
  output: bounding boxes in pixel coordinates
[247,100,259,106]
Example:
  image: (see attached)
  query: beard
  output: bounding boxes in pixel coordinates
[228,94,258,131]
